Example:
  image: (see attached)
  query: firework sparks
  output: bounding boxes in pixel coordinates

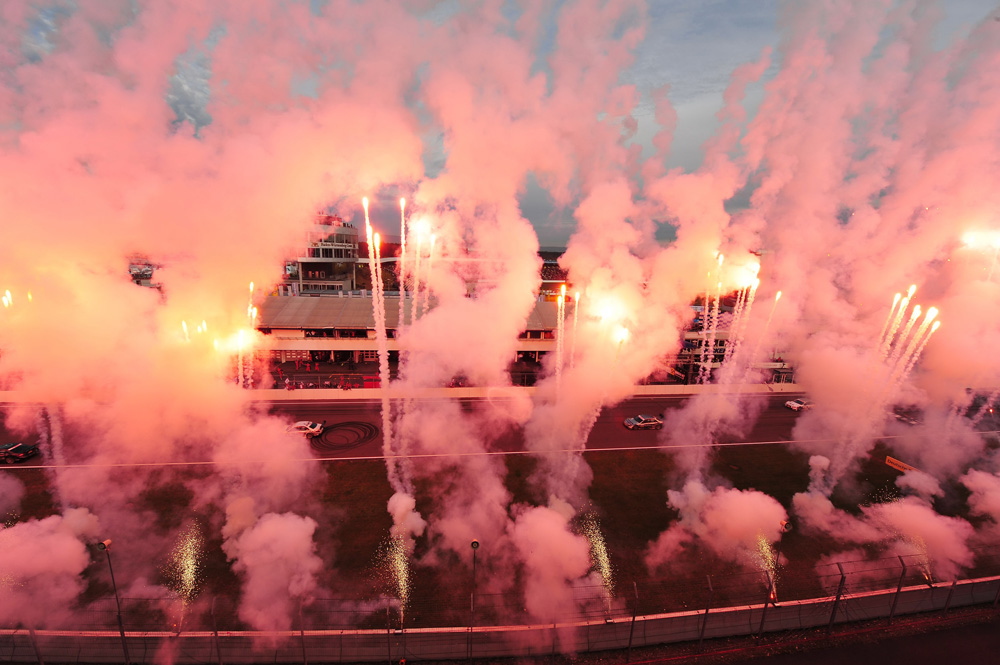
[907,535,934,584]
[375,534,412,624]
[755,533,778,602]
[866,486,900,506]
[580,513,614,609]
[0,565,22,590]
[163,522,205,605]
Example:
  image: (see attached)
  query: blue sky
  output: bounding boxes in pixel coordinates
[625,0,994,169]
[27,0,995,245]
[522,0,998,244]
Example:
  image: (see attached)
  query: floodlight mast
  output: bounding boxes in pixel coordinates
[97,539,131,665]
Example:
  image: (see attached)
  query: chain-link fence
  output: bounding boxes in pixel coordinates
[45,548,1000,633]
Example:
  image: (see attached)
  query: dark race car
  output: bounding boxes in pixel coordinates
[624,414,664,430]
[0,442,39,464]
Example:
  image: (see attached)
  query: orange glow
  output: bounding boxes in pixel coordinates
[595,297,626,323]
[215,327,257,354]
[412,217,430,238]
[374,232,381,247]
[962,230,1000,248]
[614,326,630,344]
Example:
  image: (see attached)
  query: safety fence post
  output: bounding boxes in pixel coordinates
[888,556,907,625]
[210,598,223,665]
[827,563,846,634]
[698,576,713,646]
[626,582,638,662]
[28,628,44,665]
[386,607,392,665]
[757,571,774,637]
[299,601,309,665]
[943,580,957,614]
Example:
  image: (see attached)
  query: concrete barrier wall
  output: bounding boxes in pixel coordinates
[3,576,997,663]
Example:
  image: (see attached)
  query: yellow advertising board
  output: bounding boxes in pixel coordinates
[885,456,917,473]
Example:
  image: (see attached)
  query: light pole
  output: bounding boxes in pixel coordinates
[468,539,479,661]
[774,520,792,569]
[97,539,131,665]
[758,520,792,637]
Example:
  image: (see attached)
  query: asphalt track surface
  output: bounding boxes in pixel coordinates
[4,394,999,662]
[0,392,805,469]
[263,393,802,461]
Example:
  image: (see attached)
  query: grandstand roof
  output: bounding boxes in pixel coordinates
[257,295,560,331]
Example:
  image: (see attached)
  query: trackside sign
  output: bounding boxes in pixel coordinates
[885,456,917,473]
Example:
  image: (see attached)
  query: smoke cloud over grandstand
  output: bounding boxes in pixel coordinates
[0,0,999,638]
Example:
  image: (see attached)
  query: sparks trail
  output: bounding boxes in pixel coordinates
[556,284,566,394]
[570,291,581,369]
[578,512,615,613]
[364,197,402,493]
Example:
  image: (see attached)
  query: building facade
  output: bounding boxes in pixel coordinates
[278,214,360,296]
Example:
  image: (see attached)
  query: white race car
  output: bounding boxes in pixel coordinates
[286,421,324,438]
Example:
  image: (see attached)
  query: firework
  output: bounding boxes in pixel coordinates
[398,198,407,331]
[907,535,934,584]
[580,513,614,610]
[877,293,902,351]
[421,234,436,318]
[881,285,916,360]
[571,290,580,369]
[866,486,900,506]
[556,284,566,395]
[375,534,412,624]
[163,522,205,605]
[755,533,778,602]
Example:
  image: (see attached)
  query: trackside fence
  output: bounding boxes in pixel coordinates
[2,551,999,663]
